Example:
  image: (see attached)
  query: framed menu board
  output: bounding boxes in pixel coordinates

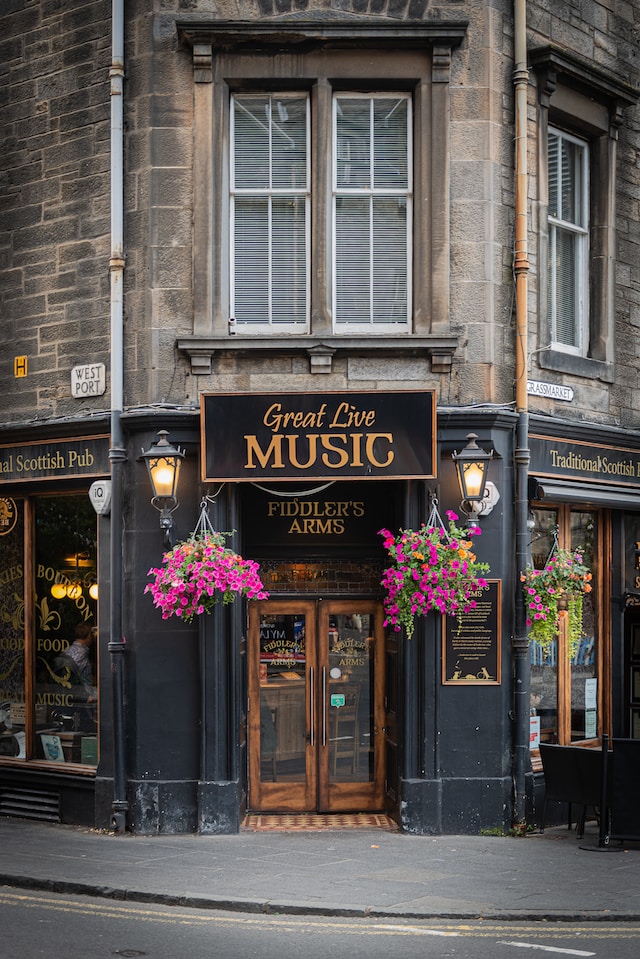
[442,580,501,685]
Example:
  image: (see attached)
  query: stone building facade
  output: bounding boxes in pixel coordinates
[1,0,639,834]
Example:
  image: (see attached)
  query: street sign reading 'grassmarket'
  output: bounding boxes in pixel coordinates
[200,391,436,482]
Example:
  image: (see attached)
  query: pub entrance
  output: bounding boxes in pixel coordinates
[248,598,385,813]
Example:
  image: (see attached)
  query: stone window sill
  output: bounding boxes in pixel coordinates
[538,348,614,384]
[177,334,459,375]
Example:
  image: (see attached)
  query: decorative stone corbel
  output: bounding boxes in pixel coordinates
[428,346,454,375]
[177,338,216,375]
[307,343,336,374]
[193,43,212,84]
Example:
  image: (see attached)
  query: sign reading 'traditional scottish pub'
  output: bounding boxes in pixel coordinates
[201,391,436,482]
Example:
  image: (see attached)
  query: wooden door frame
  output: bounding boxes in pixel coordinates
[317,599,385,811]
[248,598,386,813]
[248,599,317,812]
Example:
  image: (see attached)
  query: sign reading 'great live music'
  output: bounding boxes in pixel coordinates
[201,391,436,482]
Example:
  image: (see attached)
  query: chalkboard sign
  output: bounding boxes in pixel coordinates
[442,580,501,685]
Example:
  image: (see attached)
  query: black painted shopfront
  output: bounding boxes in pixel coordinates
[0,425,109,823]
[3,404,640,834]
[109,398,518,834]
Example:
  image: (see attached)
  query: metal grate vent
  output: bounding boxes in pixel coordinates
[0,787,60,822]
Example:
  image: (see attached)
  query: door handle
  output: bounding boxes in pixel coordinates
[322,667,327,746]
[309,666,315,746]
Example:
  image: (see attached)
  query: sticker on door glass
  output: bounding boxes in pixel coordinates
[331,693,346,708]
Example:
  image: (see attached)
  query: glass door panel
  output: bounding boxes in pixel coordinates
[327,613,375,784]
[319,601,384,811]
[260,611,307,780]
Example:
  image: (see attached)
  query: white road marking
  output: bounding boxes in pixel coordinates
[498,942,595,956]
[376,924,459,937]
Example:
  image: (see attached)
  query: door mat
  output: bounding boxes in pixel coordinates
[241,813,398,832]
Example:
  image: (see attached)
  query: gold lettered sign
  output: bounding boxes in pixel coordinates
[241,482,400,554]
[0,435,109,484]
[201,390,436,482]
[529,433,640,488]
[442,580,502,685]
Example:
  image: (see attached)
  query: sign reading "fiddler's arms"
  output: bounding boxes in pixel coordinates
[201,391,436,482]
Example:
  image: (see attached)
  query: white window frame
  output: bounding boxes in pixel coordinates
[230,94,311,333]
[547,126,589,356]
[331,93,412,333]
[230,90,412,336]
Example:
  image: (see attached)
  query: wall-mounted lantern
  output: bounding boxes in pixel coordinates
[140,430,185,548]
[452,433,494,522]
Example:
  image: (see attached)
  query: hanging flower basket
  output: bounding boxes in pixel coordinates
[379,505,490,640]
[521,543,592,658]
[145,501,268,623]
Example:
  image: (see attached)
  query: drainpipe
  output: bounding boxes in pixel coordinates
[108,0,128,832]
[512,0,531,829]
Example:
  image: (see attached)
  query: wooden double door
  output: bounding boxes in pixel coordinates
[248,599,385,813]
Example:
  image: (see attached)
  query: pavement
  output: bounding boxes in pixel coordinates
[1,815,640,921]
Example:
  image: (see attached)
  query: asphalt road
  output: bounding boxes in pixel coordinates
[2,886,640,959]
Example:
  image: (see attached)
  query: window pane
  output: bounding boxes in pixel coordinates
[233,96,307,190]
[272,197,307,325]
[232,95,309,329]
[529,507,599,747]
[373,98,408,190]
[234,198,270,323]
[553,227,578,347]
[335,196,371,324]
[547,128,587,353]
[334,95,410,327]
[548,129,586,228]
[560,137,584,227]
[529,509,559,743]
[548,131,559,218]
[233,97,271,189]
[373,197,407,321]
[271,98,307,189]
[34,495,98,766]
[336,99,371,188]
[570,512,597,743]
[0,498,25,760]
